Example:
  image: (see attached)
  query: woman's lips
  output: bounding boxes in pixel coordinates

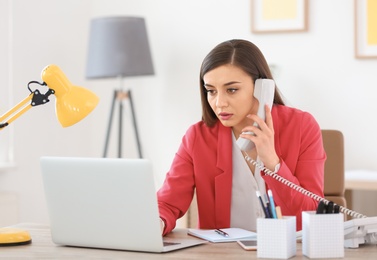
[218,112,233,120]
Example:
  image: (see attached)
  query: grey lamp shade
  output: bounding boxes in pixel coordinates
[86,16,154,79]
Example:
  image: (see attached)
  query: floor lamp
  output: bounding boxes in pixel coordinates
[86,16,154,158]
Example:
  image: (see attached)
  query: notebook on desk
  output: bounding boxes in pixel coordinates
[40,156,206,253]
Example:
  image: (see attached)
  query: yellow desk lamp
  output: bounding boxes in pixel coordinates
[0,64,99,246]
[1,64,99,129]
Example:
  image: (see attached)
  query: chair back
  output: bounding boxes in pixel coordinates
[322,129,347,208]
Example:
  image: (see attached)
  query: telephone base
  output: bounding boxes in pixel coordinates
[344,216,377,248]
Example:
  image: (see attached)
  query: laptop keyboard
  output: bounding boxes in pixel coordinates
[163,241,181,247]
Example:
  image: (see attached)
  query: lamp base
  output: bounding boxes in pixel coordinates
[0,228,32,246]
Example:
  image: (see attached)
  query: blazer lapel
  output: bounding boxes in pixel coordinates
[214,122,233,227]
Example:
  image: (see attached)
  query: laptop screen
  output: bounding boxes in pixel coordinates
[40,157,164,251]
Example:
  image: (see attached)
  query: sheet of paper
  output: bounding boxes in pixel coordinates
[188,228,257,243]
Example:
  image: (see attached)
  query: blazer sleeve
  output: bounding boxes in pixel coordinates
[157,126,197,236]
[262,110,326,230]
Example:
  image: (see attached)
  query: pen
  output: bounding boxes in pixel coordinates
[326,201,334,214]
[215,229,229,237]
[264,194,273,218]
[256,191,271,218]
[316,201,326,214]
[267,190,277,219]
[334,204,340,214]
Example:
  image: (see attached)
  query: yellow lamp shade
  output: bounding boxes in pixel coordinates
[41,64,99,127]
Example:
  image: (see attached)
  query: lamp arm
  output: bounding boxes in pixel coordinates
[0,94,33,129]
[0,86,54,130]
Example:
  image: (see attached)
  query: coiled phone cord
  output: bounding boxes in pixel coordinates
[244,155,367,219]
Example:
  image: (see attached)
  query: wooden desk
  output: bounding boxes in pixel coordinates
[345,170,377,191]
[345,170,377,214]
[1,223,376,259]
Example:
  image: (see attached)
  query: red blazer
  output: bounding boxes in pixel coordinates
[157,105,326,235]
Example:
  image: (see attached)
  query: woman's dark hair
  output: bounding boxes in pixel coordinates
[199,39,285,127]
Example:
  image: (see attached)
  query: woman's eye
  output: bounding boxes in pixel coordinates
[206,89,216,95]
[227,88,237,94]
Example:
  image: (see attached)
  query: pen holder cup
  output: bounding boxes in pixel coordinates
[257,216,296,259]
[302,211,344,258]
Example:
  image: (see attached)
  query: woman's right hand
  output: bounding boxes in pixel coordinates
[160,218,165,235]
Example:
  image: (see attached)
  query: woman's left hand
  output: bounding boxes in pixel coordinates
[239,105,280,171]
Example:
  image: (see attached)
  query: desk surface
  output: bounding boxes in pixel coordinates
[1,223,376,259]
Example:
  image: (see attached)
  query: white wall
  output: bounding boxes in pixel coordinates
[1,0,376,226]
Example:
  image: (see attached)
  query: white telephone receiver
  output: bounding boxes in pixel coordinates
[236,79,275,151]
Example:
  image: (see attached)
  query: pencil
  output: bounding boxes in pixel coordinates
[275,206,282,219]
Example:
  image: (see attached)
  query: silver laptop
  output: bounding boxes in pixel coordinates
[40,156,206,253]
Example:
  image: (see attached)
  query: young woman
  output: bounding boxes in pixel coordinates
[157,39,326,235]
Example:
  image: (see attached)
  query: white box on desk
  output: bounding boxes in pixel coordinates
[257,216,296,259]
[302,211,344,258]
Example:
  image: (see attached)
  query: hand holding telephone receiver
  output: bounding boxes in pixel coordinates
[236,79,275,151]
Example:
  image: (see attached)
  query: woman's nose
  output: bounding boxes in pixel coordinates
[216,93,228,108]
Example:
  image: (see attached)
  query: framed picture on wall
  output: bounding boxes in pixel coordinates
[355,0,377,58]
[251,0,308,33]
